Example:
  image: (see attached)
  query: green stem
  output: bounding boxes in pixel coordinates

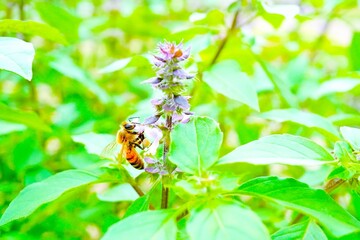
[161,115,173,209]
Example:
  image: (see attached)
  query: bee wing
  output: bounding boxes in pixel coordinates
[100,141,121,160]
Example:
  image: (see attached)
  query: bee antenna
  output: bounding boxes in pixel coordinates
[128,117,140,124]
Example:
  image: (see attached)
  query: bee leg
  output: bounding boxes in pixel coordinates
[134,143,144,150]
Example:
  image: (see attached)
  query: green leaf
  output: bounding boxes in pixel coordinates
[0,169,100,226]
[350,32,360,71]
[0,103,51,132]
[327,166,354,181]
[0,37,34,80]
[313,78,360,98]
[272,220,327,240]
[334,141,357,164]
[123,195,149,218]
[97,183,139,202]
[203,60,259,111]
[217,134,333,166]
[99,57,132,74]
[102,210,177,240]
[330,113,360,126]
[258,2,285,28]
[254,56,299,107]
[340,126,360,151]
[237,176,360,237]
[72,132,114,156]
[0,19,67,44]
[169,116,223,175]
[259,108,340,138]
[0,120,26,135]
[50,55,111,103]
[35,2,81,43]
[186,200,270,240]
[13,136,44,171]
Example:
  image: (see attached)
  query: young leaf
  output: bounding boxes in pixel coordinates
[237,176,360,237]
[102,210,177,240]
[0,103,51,132]
[0,19,67,44]
[186,200,270,240]
[203,60,259,111]
[340,126,360,151]
[99,57,131,74]
[350,32,360,71]
[259,109,340,138]
[97,183,139,202]
[35,2,81,43]
[0,169,100,226]
[313,78,360,99]
[72,132,114,156]
[217,134,333,166]
[272,220,327,240]
[0,37,34,81]
[0,120,26,135]
[169,116,223,175]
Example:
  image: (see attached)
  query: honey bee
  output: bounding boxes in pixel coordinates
[102,120,150,170]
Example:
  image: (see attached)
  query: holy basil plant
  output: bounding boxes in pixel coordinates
[2,116,360,239]
[1,39,360,240]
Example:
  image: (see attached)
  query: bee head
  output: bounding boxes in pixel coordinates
[123,122,136,130]
[122,122,136,130]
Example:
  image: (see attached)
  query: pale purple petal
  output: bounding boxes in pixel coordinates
[172,112,184,122]
[144,157,156,164]
[174,95,190,109]
[142,77,162,84]
[163,102,176,111]
[144,115,160,125]
[145,167,160,173]
[151,98,163,106]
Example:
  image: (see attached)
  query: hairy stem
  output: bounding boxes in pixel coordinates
[210,10,240,65]
[161,114,173,209]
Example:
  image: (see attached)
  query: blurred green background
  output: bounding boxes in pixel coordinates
[1,0,360,239]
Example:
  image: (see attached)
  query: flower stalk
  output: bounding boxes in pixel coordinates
[143,41,194,208]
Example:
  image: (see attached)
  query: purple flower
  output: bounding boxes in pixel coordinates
[151,98,163,106]
[173,68,193,79]
[174,95,190,110]
[142,77,162,85]
[144,115,160,125]
[144,157,156,164]
[145,166,160,173]
[155,42,190,62]
[163,102,177,111]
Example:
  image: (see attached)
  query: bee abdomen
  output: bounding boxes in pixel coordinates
[126,149,144,170]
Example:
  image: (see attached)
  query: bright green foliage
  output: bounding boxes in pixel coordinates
[203,60,259,111]
[97,183,139,202]
[0,19,67,44]
[187,200,270,240]
[1,0,360,239]
[102,210,177,240]
[0,103,51,132]
[0,37,34,80]
[340,126,360,151]
[218,134,334,166]
[259,109,340,138]
[0,170,100,226]
[169,116,223,175]
[237,177,360,237]
[272,220,327,240]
